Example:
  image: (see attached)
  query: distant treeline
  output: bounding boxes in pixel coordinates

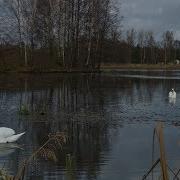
[103,29,180,65]
[0,0,180,71]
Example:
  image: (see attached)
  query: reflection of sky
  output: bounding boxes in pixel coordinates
[98,125,153,180]
[99,125,180,180]
[0,73,180,179]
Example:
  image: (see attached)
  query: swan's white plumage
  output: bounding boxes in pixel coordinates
[0,127,15,138]
[169,89,176,99]
[0,127,25,143]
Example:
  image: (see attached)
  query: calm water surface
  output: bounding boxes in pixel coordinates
[0,71,180,179]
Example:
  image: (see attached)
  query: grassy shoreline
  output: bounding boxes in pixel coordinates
[100,64,180,72]
[0,67,101,74]
[0,64,180,73]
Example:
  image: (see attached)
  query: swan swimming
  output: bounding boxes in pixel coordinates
[169,88,176,99]
[0,127,25,143]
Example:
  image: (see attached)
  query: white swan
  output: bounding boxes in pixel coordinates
[169,88,176,99]
[0,127,25,143]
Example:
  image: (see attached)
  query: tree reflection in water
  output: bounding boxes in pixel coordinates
[0,73,179,179]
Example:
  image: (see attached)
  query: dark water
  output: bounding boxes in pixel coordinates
[0,71,180,179]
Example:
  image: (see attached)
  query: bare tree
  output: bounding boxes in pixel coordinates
[146,31,156,64]
[126,28,136,63]
[138,30,145,64]
[162,31,175,64]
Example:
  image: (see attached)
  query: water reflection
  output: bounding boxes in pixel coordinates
[169,97,176,105]
[0,72,179,179]
[0,143,21,157]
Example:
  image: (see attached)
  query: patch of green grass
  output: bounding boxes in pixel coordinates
[65,154,76,180]
[19,105,30,115]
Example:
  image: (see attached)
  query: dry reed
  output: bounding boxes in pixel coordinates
[0,132,66,180]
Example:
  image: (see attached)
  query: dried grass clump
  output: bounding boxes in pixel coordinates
[1,132,66,180]
[0,169,14,180]
[142,123,180,180]
[38,133,67,162]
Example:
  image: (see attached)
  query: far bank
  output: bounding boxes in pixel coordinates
[100,64,180,72]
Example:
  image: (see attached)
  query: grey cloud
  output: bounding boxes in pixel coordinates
[121,0,180,39]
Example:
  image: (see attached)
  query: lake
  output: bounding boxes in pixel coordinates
[0,71,180,180]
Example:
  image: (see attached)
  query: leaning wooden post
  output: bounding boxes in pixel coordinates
[156,122,169,180]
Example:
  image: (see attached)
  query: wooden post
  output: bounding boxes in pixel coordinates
[156,123,169,180]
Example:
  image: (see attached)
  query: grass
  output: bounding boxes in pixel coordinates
[2,63,180,73]
[0,169,14,180]
[142,123,179,180]
[19,105,30,115]
[0,65,100,73]
[65,154,76,180]
[101,63,180,71]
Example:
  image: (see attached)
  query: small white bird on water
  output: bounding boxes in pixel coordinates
[169,88,176,99]
[0,127,25,143]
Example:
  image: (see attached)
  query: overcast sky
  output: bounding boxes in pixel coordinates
[121,0,180,40]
